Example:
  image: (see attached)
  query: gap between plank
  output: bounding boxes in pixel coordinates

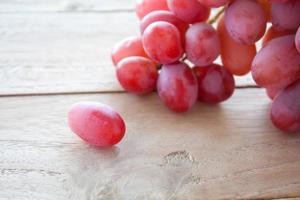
[0,86,260,98]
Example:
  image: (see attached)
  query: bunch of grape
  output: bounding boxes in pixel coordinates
[112,0,300,133]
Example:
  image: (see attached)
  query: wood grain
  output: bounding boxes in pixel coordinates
[0,89,299,199]
[0,12,256,96]
[0,0,136,12]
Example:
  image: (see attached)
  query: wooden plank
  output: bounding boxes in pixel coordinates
[0,12,256,96]
[0,89,299,199]
[0,0,135,12]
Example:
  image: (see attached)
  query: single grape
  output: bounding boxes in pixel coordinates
[262,26,296,47]
[271,79,300,133]
[116,56,158,94]
[68,102,126,147]
[167,0,210,24]
[136,0,169,20]
[266,86,281,100]
[257,0,271,21]
[271,0,300,31]
[193,64,235,104]
[142,21,183,64]
[225,0,267,44]
[251,35,300,89]
[197,0,229,7]
[217,16,256,76]
[296,27,300,53]
[140,10,188,46]
[185,23,220,66]
[157,62,198,112]
[111,36,149,66]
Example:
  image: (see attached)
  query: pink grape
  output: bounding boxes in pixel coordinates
[167,0,210,24]
[68,102,126,147]
[136,0,169,19]
[116,56,158,94]
[140,10,188,45]
[111,36,149,66]
[251,35,300,89]
[269,0,288,2]
[142,21,183,64]
[296,27,300,53]
[266,86,281,100]
[185,23,220,66]
[271,0,300,31]
[271,79,300,133]
[157,62,198,112]
[193,64,235,104]
[262,26,296,47]
[225,0,267,44]
[197,0,229,7]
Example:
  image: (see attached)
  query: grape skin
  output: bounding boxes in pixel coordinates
[217,17,256,76]
[185,23,220,66]
[296,27,300,53]
[262,26,296,47]
[142,21,183,64]
[116,57,158,94]
[193,64,235,104]
[271,79,300,133]
[197,0,229,8]
[111,36,149,66]
[225,0,267,44]
[167,0,210,24]
[271,0,300,31]
[251,35,300,89]
[157,62,198,113]
[136,0,169,19]
[266,86,281,100]
[68,102,126,147]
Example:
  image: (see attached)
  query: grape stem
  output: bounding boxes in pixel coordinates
[208,7,225,24]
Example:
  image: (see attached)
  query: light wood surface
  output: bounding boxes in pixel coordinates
[1,89,300,200]
[1,0,299,199]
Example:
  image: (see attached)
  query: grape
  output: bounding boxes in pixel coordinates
[225,0,267,44]
[257,0,271,21]
[136,0,169,20]
[140,10,189,45]
[251,35,300,89]
[193,64,235,104]
[271,0,300,31]
[142,21,183,64]
[217,17,256,76]
[271,79,300,133]
[269,0,289,3]
[262,26,296,47]
[296,27,300,53]
[197,0,229,7]
[157,62,198,112]
[116,56,158,94]
[68,102,126,147]
[111,36,149,66]
[266,86,281,100]
[167,0,210,24]
[185,23,220,66]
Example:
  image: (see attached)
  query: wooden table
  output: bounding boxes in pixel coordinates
[1,1,300,199]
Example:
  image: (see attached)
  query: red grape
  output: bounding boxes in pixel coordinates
[193,64,235,104]
[136,0,169,20]
[116,56,158,94]
[271,0,300,31]
[111,36,149,66]
[142,21,183,64]
[251,35,300,89]
[68,102,126,147]
[296,26,300,53]
[258,0,271,21]
[140,10,188,45]
[167,0,210,24]
[266,86,281,100]
[269,0,289,2]
[271,79,300,133]
[217,16,256,76]
[262,26,296,47]
[185,23,220,66]
[197,0,229,7]
[225,0,267,44]
[157,62,198,112]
